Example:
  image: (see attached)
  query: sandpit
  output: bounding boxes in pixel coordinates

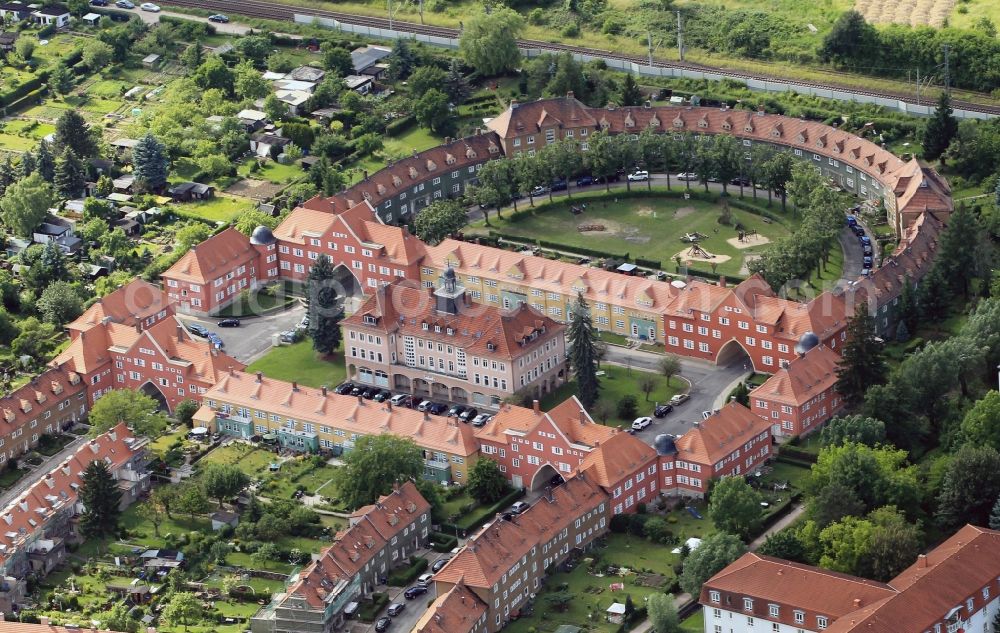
[673,249,732,265]
[577,218,621,233]
[674,206,697,219]
[727,234,771,249]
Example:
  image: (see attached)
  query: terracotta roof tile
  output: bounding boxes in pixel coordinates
[163,227,258,284]
[475,395,616,450]
[752,345,840,406]
[69,279,172,333]
[416,583,488,633]
[674,402,771,466]
[577,432,657,489]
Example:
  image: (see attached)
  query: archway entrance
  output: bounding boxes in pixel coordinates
[715,339,754,371]
[331,264,362,298]
[138,381,169,413]
[529,463,561,492]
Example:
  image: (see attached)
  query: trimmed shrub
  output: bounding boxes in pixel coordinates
[387,557,428,586]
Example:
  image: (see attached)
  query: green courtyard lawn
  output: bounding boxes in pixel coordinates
[200,443,345,506]
[246,340,346,390]
[540,364,680,429]
[149,426,190,456]
[173,196,255,224]
[215,283,298,317]
[0,467,26,490]
[237,158,308,185]
[382,125,446,159]
[680,609,704,631]
[468,191,793,278]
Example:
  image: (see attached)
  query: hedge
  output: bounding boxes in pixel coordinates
[777,446,819,464]
[634,257,662,269]
[0,74,47,108]
[440,487,525,534]
[749,491,803,540]
[357,592,389,622]
[429,531,458,553]
[2,87,47,116]
[160,14,216,35]
[774,454,816,469]
[386,114,416,136]
[387,556,428,586]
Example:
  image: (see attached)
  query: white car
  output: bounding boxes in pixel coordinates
[670,393,691,406]
[139,2,159,9]
[631,416,653,431]
[417,573,435,586]
[675,172,699,181]
[389,393,408,406]
[627,170,649,182]
[471,413,492,427]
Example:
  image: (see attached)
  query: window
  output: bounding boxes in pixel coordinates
[817,616,828,629]
[769,605,779,618]
[744,598,753,612]
[709,591,720,603]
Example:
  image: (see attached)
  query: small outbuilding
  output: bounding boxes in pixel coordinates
[606,603,627,625]
[210,510,240,531]
[142,54,161,69]
[81,11,100,25]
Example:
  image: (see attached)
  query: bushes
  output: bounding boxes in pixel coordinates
[386,114,417,136]
[440,487,525,534]
[0,75,47,108]
[387,556,429,586]
[430,531,459,553]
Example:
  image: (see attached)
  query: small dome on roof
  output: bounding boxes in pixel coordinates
[795,331,820,355]
[653,434,677,456]
[250,225,277,246]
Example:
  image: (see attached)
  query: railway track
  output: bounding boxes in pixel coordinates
[165,0,1000,116]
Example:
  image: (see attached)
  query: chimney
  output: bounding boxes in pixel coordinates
[579,409,587,425]
[566,91,574,99]
[444,137,452,144]
[510,99,519,109]
[532,399,540,415]
[40,617,50,626]
[363,170,369,181]
[177,324,185,339]
[853,598,862,608]
[357,394,364,405]
[321,385,328,397]
[134,322,142,334]
[918,554,927,568]
[718,276,726,288]
[424,411,430,421]
[386,401,392,412]
[292,381,299,392]
[256,371,263,383]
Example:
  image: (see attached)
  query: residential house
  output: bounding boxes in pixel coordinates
[31,5,70,27]
[656,402,773,497]
[0,424,149,586]
[196,370,480,481]
[475,396,616,490]
[0,3,30,21]
[750,344,844,437]
[161,227,278,315]
[701,524,1000,633]
[433,475,609,633]
[0,366,87,466]
[415,584,490,633]
[577,431,660,514]
[341,275,567,411]
[250,482,430,633]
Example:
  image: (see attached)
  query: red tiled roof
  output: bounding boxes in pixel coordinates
[577,431,657,489]
[475,395,616,450]
[69,279,172,333]
[752,345,840,407]
[416,583,488,633]
[674,402,771,466]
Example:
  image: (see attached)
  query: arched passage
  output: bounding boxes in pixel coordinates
[331,264,362,298]
[529,463,561,492]
[715,339,754,371]
[138,381,170,413]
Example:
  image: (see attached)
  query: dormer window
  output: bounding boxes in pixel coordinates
[422,323,429,331]
[363,315,378,325]
[673,117,684,128]
[744,598,753,612]
[743,123,753,133]
[446,327,453,335]
[487,342,496,351]
[434,325,441,333]
[698,118,709,128]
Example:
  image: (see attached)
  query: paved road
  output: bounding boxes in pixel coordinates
[839,226,864,282]
[0,431,90,508]
[178,303,306,365]
[127,5,265,34]
[601,346,750,443]
[357,551,452,633]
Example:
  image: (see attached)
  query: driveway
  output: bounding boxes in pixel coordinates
[179,303,306,365]
[359,551,453,633]
[601,346,750,445]
[838,226,865,282]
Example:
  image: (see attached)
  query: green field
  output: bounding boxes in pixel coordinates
[681,609,704,631]
[238,158,308,184]
[174,196,255,223]
[246,340,347,389]
[471,192,791,278]
[540,364,681,429]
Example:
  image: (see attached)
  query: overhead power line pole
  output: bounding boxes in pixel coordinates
[676,10,684,62]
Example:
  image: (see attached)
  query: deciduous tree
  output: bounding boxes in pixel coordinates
[161,592,202,631]
[0,173,52,237]
[413,88,451,133]
[680,532,747,597]
[202,463,251,508]
[936,444,1000,529]
[708,475,764,539]
[36,281,82,327]
[820,415,886,447]
[337,434,423,509]
[459,7,525,76]
[414,199,466,245]
[87,388,167,437]
[467,458,510,504]
[647,593,680,633]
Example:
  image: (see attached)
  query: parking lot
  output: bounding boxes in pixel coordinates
[179,303,306,364]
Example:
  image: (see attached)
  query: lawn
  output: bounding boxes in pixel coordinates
[0,467,25,490]
[237,158,308,185]
[173,196,255,223]
[149,427,190,455]
[382,125,446,160]
[215,284,298,317]
[680,609,704,631]
[540,364,681,429]
[789,240,845,300]
[201,443,343,503]
[470,191,792,278]
[246,340,346,389]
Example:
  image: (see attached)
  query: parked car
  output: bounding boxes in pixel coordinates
[114,0,133,7]
[576,175,594,187]
[853,225,866,237]
[458,407,478,422]
[509,501,530,515]
[387,603,406,617]
[417,400,434,412]
[530,185,549,197]
[187,323,209,338]
[334,382,354,395]
[403,585,428,599]
[447,404,466,417]
[471,413,492,427]
[431,558,450,572]
[863,245,873,256]
[362,387,379,400]
[297,315,310,330]
[139,2,160,11]
[90,0,108,5]
[730,176,752,187]
[550,474,565,487]
[670,393,691,406]
[846,215,858,227]
[550,179,568,192]
[628,170,649,182]
[208,13,229,22]
[632,416,653,431]
[863,256,873,269]
[207,333,224,349]
[407,397,424,409]
[373,389,391,402]
[390,393,409,406]
[218,318,240,327]
[350,385,364,396]
[417,573,435,586]
[428,402,448,415]
[279,330,297,343]
[654,404,674,418]
[675,172,698,181]
[375,616,391,632]
[860,236,871,246]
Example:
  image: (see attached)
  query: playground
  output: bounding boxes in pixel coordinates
[472,192,793,278]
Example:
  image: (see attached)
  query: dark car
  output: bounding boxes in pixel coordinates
[863,245,873,256]
[429,402,448,415]
[350,385,364,396]
[550,179,568,192]
[860,236,871,246]
[846,215,858,227]
[207,333,224,349]
[654,404,674,418]
[550,474,565,487]
[375,616,391,633]
[362,387,379,399]
[218,318,240,327]
[333,382,354,395]
[404,585,428,600]
[373,389,391,402]
[576,175,594,187]
[187,323,209,338]
[729,176,751,187]
[458,407,478,422]
[863,256,873,269]
[431,558,450,572]
[447,404,466,417]
[90,0,108,5]
[853,225,865,237]
[387,603,406,617]
[208,13,229,22]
